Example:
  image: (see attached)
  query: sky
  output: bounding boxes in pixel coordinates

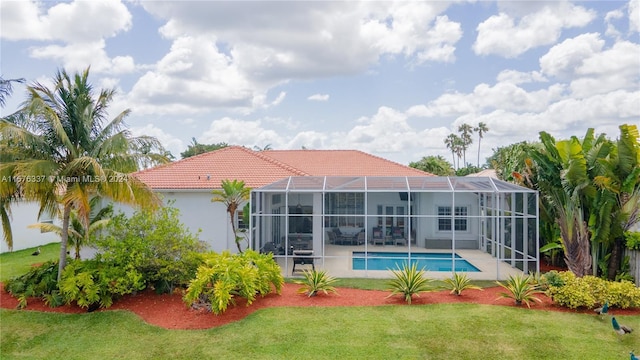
[1,0,639,166]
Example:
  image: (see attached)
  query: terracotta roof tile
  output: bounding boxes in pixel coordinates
[135,146,432,189]
[262,149,430,177]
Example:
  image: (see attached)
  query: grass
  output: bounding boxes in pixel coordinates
[1,245,639,359]
[1,305,638,359]
[0,243,61,281]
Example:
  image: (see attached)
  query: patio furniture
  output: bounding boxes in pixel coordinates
[371,227,384,245]
[260,242,278,255]
[392,227,407,246]
[292,250,315,274]
[328,230,338,244]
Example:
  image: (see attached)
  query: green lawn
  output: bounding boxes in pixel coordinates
[1,304,638,359]
[1,245,639,359]
[0,243,61,281]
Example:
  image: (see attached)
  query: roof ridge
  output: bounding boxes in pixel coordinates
[249,148,310,176]
[348,149,433,176]
[133,145,238,175]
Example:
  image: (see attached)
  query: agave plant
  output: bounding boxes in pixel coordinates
[496,274,543,308]
[386,262,433,304]
[443,272,483,296]
[294,269,338,297]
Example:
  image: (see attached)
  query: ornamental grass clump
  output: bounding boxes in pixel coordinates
[443,272,483,296]
[294,269,338,297]
[496,274,543,308]
[386,262,433,304]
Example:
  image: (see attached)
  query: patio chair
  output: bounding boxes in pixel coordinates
[328,230,338,244]
[260,242,278,254]
[371,227,384,246]
[392,227,407,246]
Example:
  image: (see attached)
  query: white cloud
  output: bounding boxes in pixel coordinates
[0,1,46,40]
[129,1,463,115]
[128,36,257,115]
[200,117,283,148]
[541,34,640,97]
[605,9,624,39]
[1,0,131,42]
[474,3,596,57]
[308,94,329,101]
[1,0,134,75]
[539,33,604,79]
[362,4,462,64]
[30,41,136,75]
[344,107,421,154]
[130,124,185,158]
[496,70,547,85]
[630,0,640,33]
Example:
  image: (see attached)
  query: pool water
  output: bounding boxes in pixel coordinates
[352,252,480,272]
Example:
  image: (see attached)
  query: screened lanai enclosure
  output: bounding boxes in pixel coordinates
[250,176,539,280]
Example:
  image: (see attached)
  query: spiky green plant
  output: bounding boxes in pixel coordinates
[294,269,338,297]
[386,262,433,304]
[496,274,543,308]
[443,272,483,296]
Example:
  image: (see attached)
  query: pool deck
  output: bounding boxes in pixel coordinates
[276,244,531,281]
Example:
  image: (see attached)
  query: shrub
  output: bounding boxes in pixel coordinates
[4,260,62,309]
[294,269,338,297]
[95,206,206,293]
[183,250,284,314]
[607,280,640,309]
[545,271,640,309]
[496,274,543,308]
[442,272,482,296]
[59,260,145,309]
[624,231,640,250]
[386,262,433,304]
[542,270,565,288]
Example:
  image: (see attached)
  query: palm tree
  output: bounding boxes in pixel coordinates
[0,67,167,279]
[474,122,489,167]
[253,144,273,151]
[0,76,25,107]
[590,124,640,279]
[458,123,474,167]
[409,155,454,176]
[29,197,113,260]
[527,131,596,277]
[444,134,461,170]
[212,179,251,253]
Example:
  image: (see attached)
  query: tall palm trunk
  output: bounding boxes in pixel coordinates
[477,138,481,167]
[557,205,591,277]
[58,204,72,281]
[229,205,243,254]
[607,237,625,280]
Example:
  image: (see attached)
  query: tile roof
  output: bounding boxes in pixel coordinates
[135,146,432,190]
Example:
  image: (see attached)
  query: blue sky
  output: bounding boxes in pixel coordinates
[1,0,638,166]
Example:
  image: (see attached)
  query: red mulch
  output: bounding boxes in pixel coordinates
[1,282,638,330]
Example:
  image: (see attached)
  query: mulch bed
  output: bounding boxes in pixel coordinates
[1,282,638,330]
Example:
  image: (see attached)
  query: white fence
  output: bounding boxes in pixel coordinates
[625,249,640,287]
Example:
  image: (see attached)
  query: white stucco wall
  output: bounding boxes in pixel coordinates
[109,190,239,253]
[1,191,242,255]
[156,190,238,252]
[0,201,60,253]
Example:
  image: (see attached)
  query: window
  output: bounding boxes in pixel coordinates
[437,206,468,232]
[237,210,247,230]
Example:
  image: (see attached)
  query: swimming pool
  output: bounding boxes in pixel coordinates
[352,252,480,272]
